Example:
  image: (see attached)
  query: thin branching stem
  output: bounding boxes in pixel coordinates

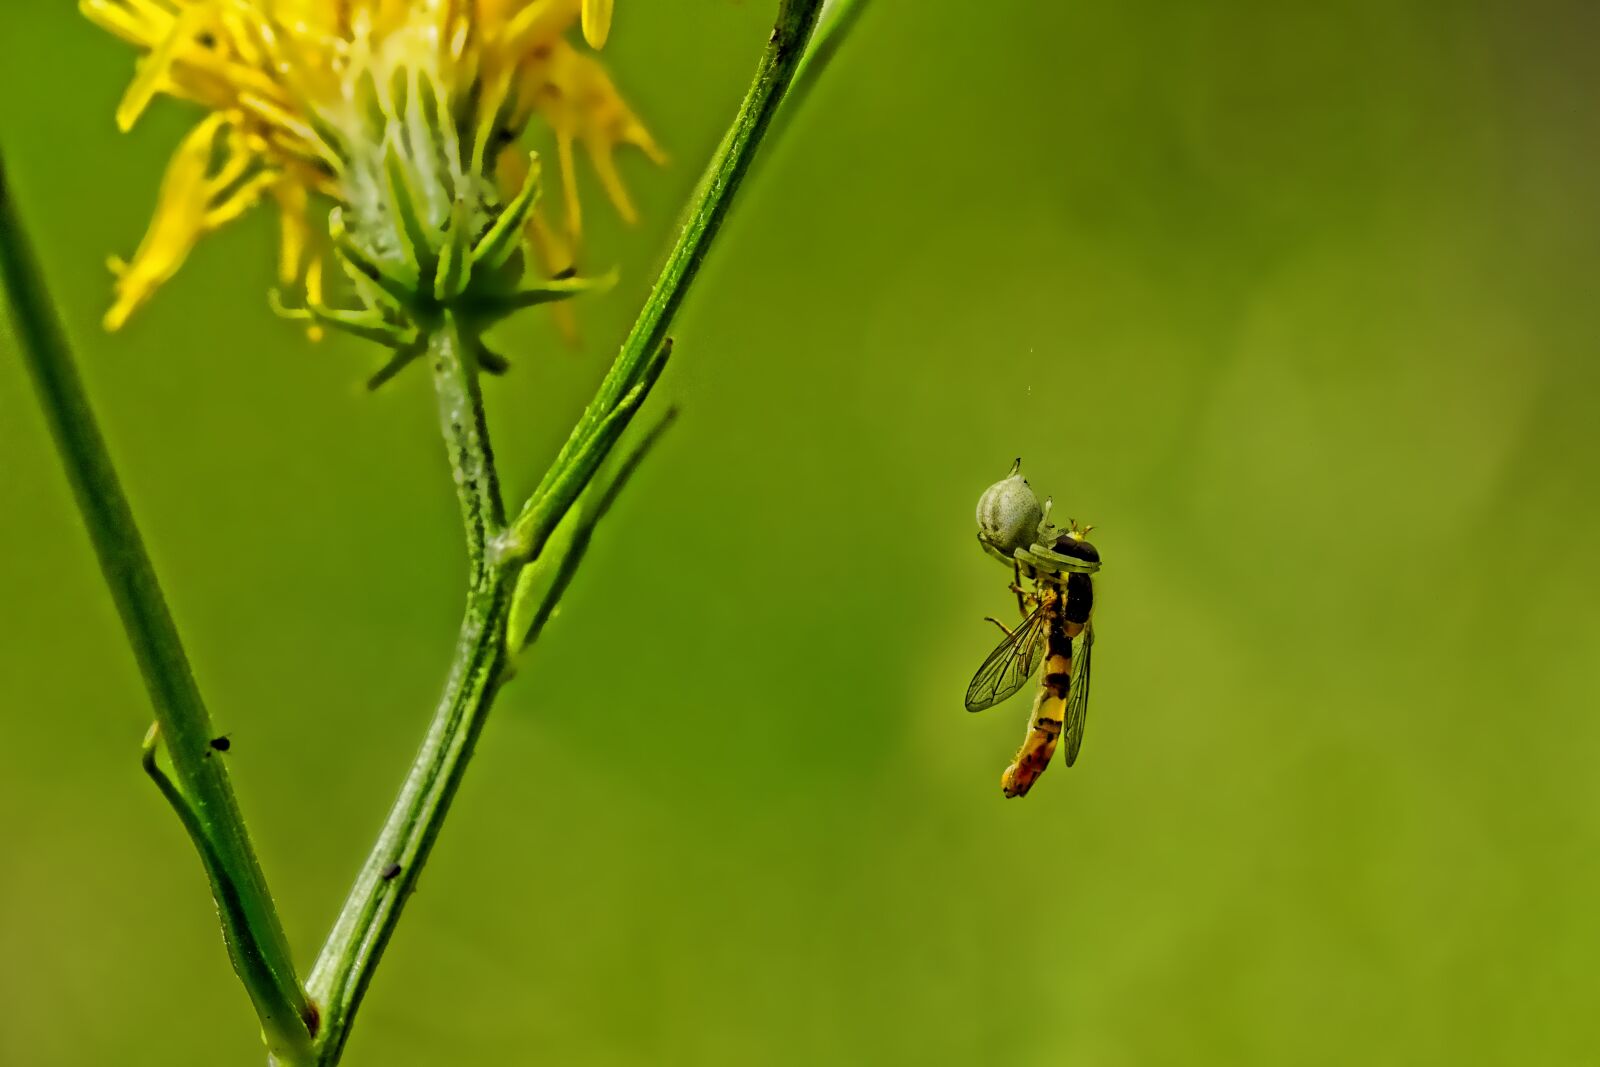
[305,2,827,1062]
[517,407,680,651]
[784,0,872,130]
[502,0,828,561]
[0,149,316,1063]
[304,314,516,1064]
[427,311,508,576]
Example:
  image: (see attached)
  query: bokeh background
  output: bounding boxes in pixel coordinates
[4,2,1599,1064]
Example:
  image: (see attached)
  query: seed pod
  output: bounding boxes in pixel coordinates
[975,459,1043,558]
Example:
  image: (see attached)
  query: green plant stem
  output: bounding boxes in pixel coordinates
[516,406,680,651]
[304,2,828,1062]
[427,312,507,574]
[304,314,516,1065]
[304,585,511,1067]
[0,150,315,1062]
[502,0,828,561]
[785,0,871,128]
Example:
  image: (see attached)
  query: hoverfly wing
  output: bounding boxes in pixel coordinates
[964,601,1050,713]
[1061,623,1095,766]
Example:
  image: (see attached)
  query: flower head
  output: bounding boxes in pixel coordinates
[84,0,663,341]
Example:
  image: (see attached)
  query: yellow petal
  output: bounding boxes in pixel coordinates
[105,115,226,328]
[582,130,636,225]
[114,5,212,131]
[273,180,311,285]
[104,113,282,330]
[581,0,613,49]
[556,128,582,239]
[79,0,168,49]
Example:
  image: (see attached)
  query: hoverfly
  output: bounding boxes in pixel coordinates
[968,461,1101,798]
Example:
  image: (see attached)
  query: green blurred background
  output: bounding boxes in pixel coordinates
[3,2,1599,1064]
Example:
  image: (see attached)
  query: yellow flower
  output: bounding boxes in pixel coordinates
[83,0,664,334]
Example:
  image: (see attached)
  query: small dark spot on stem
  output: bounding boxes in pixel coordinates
[381,862,402,881]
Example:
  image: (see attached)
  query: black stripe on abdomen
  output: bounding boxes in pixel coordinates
[1063,572,1094,625]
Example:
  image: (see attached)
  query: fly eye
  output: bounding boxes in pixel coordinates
[975,459,1042,557]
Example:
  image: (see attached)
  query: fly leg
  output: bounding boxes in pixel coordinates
[982,616,1015,638]
[987,560,1036,637]
[1009,559,1027,617]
